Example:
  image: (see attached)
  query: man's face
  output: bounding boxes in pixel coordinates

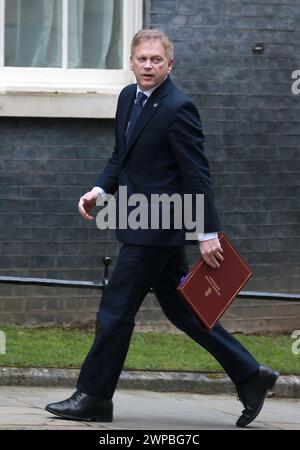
[130,39,173,91]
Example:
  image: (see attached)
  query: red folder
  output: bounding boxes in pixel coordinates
[177,232,252,331]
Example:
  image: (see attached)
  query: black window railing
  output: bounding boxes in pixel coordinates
[0,256,300,302]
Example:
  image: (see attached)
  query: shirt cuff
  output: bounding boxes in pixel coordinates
[197,232,218,242]
[92,186,105,195]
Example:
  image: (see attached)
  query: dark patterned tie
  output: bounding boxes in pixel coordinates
[126,92,148,144]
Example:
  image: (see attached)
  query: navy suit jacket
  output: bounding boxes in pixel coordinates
[96,76,221,246]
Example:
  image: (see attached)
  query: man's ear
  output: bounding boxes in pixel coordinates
[130,56,133,70]
[168,59,174,73]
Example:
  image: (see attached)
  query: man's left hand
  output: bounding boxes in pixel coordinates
[199,237,224,269]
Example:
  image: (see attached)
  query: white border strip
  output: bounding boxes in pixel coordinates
[134,0,144,33]
[62,0,68,69]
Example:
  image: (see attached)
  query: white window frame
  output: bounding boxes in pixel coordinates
[0,0,143,118]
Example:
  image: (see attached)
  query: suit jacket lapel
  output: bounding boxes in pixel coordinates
[121,77,173,165]
[118,86,136,150]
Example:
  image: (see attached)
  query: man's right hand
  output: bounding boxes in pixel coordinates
[78,190,99,221]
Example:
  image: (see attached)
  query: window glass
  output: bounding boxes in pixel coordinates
[68,0,123,69]
[4,0,123,69]
[5,0,62,67]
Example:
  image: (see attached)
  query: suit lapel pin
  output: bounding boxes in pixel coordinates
[153,103,158,108]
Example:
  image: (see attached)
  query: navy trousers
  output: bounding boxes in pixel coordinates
[77,244,259,399]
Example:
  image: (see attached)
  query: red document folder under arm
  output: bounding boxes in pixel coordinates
[177,233,252,331]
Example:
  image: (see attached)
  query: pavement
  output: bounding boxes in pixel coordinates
[0,367,300,430]
[0,386,299,430]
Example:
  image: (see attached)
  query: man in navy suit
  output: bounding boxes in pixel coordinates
[46,30,278,427]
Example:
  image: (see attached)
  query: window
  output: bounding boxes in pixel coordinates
[5,0,123,69]
[0,0,143,117]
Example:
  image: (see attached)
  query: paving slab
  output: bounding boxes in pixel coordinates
[0,387,299,430]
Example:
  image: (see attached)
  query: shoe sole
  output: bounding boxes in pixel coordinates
[236,371,279,428]
[45,406,113,423]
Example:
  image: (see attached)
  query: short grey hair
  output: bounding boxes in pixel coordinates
[131,29,174,61]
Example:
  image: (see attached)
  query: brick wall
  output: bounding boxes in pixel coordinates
[0,0,299,331]
[0,118,121,328]
[145,0,300,293]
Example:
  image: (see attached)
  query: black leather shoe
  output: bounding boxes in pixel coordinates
[45,390,113,422]
[236,366,279,427]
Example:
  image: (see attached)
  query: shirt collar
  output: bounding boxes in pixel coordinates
[136,75,168,98]
[136,85,157,98]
